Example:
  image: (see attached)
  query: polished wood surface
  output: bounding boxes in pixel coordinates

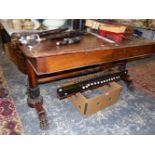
[19,34,155,58]
[18,34,155,76]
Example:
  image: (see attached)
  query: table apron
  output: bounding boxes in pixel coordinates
[28,45,154,76]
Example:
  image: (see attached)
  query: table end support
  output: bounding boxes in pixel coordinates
[27,87,49,130]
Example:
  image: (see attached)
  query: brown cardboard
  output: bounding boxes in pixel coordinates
[68,82,122,116]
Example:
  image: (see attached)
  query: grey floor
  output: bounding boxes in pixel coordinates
[0,46,155,135]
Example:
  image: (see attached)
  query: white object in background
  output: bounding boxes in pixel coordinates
[32,20,40,30]
[12,19,22,30]
[0,20,43,36]
[43,19,66,29]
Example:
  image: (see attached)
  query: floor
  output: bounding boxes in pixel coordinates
[0,46,155,135]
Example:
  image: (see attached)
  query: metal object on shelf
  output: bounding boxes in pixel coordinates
[18,30,85,47]
[56,36,81,46]
[18,34,41,45]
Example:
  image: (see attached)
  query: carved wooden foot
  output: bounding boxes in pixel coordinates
[122,74,134,91]
[35,103,49,130]
[27,87,49,130]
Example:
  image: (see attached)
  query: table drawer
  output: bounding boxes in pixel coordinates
[112,45,154,61]
[33,50,113,75]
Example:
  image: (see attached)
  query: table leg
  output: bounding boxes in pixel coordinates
[122,74,134,91]
[117,61,134,91]
[26,60,48,129]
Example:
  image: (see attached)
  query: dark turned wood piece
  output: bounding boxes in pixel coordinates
[122,74,134,91]
[26,60,48,129]
[117,61,135,91]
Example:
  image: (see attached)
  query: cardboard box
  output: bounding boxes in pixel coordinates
[68,82,122,116]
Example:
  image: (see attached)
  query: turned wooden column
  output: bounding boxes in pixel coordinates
[117,60,134,90]
[26,60,48,129]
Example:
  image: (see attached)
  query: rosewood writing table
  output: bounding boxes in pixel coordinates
[17,34,155,129]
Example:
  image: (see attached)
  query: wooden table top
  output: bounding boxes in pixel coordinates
[19,34,155,58]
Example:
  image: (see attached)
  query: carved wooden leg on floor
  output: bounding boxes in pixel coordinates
[26,60,48,129]
[122,74,134,91]
[118,61,134,91]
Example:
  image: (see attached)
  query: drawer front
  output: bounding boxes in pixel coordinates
[112,45,154,61]
[35,50,113,75]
